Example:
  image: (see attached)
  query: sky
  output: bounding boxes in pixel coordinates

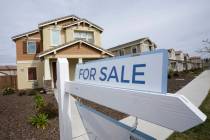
[0,0,210,65]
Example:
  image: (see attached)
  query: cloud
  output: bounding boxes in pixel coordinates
[0,0,210,65]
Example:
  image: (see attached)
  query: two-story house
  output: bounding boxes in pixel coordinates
[12,15,113,90]
[190,56,202,69]
[107,38,157,56]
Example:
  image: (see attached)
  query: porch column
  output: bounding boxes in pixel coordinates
[43,58,52,91]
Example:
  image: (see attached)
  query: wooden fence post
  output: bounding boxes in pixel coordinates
[57,58,72,140]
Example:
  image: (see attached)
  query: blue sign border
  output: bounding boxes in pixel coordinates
[77,49,168,94]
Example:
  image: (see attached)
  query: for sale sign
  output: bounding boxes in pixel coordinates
[75,49,168,94]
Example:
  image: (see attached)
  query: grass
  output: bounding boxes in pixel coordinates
[167,91,210,140]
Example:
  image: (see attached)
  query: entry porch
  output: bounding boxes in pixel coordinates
[38,40,113,91]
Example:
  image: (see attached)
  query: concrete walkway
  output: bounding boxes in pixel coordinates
[120,70,210,140]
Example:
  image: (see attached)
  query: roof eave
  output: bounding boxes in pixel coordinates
[38,15,80,28]
[63,20,103,32]
[38,40,113,58]
[11,29,39,41]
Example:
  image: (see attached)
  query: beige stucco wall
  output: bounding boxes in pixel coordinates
[42,24,102,51]
[65,26,101,47]
[17,60,44,89]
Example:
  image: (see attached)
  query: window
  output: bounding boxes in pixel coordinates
[27,41,36,54]
[28,67,37,80]
[119,49,125,56]
[132,47,137,54]
[74,31,94,43]
[51,29,60,46]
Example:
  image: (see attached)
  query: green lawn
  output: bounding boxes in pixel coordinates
[168,91,210,140]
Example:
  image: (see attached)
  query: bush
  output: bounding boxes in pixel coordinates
[34,95,45,111]
[2,87,15,96]
[29,113,48,129]
[17,90,26,96]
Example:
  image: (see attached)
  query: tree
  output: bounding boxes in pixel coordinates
[197,39,210,53]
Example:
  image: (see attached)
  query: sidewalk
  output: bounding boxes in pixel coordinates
[120,70,210,140]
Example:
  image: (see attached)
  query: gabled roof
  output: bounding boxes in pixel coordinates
[38,15,80,28]
[11,29,39,41]
[108,37,156,51]
[38,39,113,58]
[63,19,103,32]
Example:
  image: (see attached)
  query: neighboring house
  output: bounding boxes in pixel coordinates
[107,38,157,56]
[190,56,202,69]
[0,65,17,76]
[12,15,113,90]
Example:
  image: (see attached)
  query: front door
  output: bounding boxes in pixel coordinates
[52,62,57,88]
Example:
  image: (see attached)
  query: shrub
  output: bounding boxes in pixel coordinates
[29,113,48,129]
[2,87,15,96]
[17,90,26,96]
[34,95,45,111]
[39,102,58,119]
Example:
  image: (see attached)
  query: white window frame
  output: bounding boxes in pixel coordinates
[131,46,137,54]
[73,30,94,43]
[50,28,61,46]
[27,41,37,54]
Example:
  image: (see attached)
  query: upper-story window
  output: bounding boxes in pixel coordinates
[27,41,37,54]
[74,31,94,43]
[51,29,61,46]
[131,47,137,54]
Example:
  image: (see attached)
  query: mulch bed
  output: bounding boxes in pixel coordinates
[0,94,59,140]
[0,69,203,140]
